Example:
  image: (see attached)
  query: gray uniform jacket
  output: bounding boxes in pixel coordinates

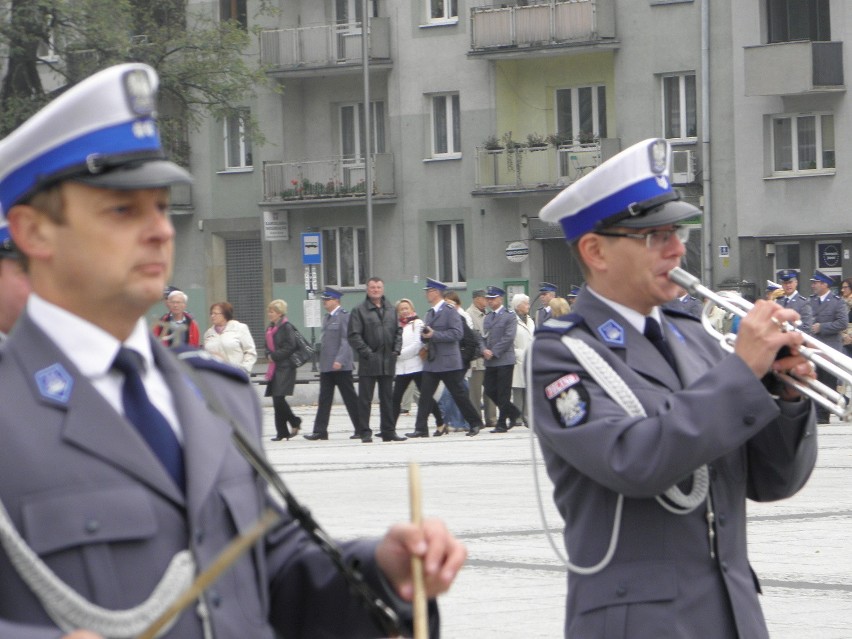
[483,307,517,367]
[809,293,848,351]
[778,291,814,335]
[664,294,703,318]
[319,308,355,373]
[422,302,464,373]
[0,313,426,639]
[348,296,401,377]
[535,305,552,327]
[530,290,817,639]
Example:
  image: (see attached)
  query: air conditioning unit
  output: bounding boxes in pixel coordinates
[671,149,696,185]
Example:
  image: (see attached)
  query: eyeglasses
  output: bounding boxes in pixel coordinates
[210,311,223,316]
[842,284,851,290]
[594,225,690,250]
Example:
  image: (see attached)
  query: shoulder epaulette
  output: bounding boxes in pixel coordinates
[445,302,456,309]
[535,312,584,335]
[661,307,701,321]
[174,348,250,383]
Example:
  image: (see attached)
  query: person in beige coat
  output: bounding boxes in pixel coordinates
[203,301,257,375]
[510,293,536,427]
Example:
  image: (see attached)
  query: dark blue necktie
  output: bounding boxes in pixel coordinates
[644,317,678,372]
[112,347,185,491]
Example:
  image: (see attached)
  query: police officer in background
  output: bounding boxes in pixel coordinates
[776,268,814,334]
[482,285,522,433]
[304,286,364,440]
[535,282,558,326]
[531,138,816,638]
[406,278,484,438]
[809,269,848,424]
[663,285,703,318]
[0,64,465,638]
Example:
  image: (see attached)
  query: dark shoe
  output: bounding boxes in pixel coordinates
[350,434,362,440]
[303,433,328,441]
[405,431,430,438]
[433,424,449,437]
[360,435,373,443]
[290,416,302,436]
[490,426,509,433]
[466,425,480,437]
[381,434,407,442]
[270,434,290,441]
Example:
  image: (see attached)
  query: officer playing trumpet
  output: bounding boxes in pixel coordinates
[531,138,817,638]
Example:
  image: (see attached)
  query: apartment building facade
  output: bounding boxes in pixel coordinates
[172,0,849,339]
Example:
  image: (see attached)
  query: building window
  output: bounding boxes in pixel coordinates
[431,93,461,158]
[224,109,252,169]
[340,101,386,162]
[774,243,800,275]
[429,0,458,23]
[556,85,607,144]
[336,0,378,24]
[771,113,834,173]
[767,0,830,43]
[662,74,697,140]
[435,222,465,284]
[323,227,367,288]
[220,0,247,29]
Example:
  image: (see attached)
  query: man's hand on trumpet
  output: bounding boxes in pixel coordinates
[734,299,816,394]
[375,517,467,601]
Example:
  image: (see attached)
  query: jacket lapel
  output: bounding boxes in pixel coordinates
[12,314,185,503]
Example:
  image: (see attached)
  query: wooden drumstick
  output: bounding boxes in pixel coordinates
[408,462,428,639]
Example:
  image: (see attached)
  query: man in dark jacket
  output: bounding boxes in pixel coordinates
[348,277,405,442]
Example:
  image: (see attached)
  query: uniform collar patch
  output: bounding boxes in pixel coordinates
[35,363,74,404]
[597,319,625,346]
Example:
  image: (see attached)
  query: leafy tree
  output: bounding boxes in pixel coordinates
[0,0,276,164]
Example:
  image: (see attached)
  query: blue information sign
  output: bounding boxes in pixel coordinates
[302,233,322,265]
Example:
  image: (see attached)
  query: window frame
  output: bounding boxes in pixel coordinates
[339,101,386,163]
[434,222,466,285]
[220,0,248,29]
[661,73,697,141]
[555,84,607,144]
[430,93,461,159]
[223,108,253,171]
[428,0,459,25]
[770,111,835,175]
[322,226,368,288]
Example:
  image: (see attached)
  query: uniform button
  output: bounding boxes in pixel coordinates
[209,590,221,608]
[718,514,727,526]
[84,519,100,534]
[709,466,718,481]
[743,415,756,426]
[721,562,729,572]
[195,530,204,545]
[615,585,627,597]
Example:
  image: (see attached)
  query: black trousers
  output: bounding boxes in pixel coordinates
[484,364,521,427]
[413,369,483,435]
[358,374,396,436]
[272,396,296,438]
[312,370,362,436]
[392,372,443,426]
[816,366,836,422]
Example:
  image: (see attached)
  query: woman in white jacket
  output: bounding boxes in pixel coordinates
[510,293,535,427]
[391,298,443,431]
[203,301,258,375]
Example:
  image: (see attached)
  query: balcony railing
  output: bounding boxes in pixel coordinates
[260,17,391,71]
[469,0,615,54]
[474,142,601,192]
[744,40,844,96]
[263,153,395,202]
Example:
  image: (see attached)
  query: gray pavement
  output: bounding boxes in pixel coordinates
[260,391,852,638]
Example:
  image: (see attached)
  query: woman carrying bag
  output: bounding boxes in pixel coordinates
[265,299,303,441]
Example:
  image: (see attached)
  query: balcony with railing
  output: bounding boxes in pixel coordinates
[469,0,616,57]
[473,141,603,195]
[260,18,391,75]
[262,154,395,205]
[744,40,844,96]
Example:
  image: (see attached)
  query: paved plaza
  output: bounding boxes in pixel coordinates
[261,391,852,638]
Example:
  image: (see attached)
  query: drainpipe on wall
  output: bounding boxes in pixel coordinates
[701,0,712,286]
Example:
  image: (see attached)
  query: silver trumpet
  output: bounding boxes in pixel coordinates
[669,267,852,419]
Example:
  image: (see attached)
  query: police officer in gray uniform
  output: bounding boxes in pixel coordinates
[664,287,703,318]
[304,286,363,440]
[535,282,558,326]
[809,269,848,423]
[531,138,817,639]
[0,64,465,639]
[407,278,484,438]
[776,268,814,335]
[482,285,522,432]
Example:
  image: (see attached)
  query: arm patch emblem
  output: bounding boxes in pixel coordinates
[545,374,590,428]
